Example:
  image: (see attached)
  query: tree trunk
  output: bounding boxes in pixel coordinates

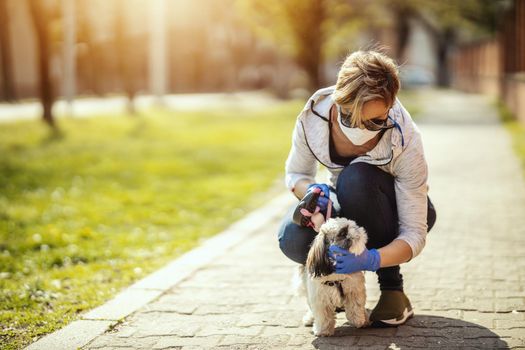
[0,0,16,101]
[287,0,325,93]
[412,11,456,88]
[392,5,412,63]
[115,0,137,115]
[149,0,168,104]
[77,0,99,95]
[28,0,56,128]
[62,0,76,116]
[435,28,455,87]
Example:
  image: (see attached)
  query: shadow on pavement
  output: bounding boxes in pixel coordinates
[311,316,509,349]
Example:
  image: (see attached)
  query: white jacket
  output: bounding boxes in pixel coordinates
[285,86,429,259]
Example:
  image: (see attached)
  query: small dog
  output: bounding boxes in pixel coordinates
[293,217,368,336]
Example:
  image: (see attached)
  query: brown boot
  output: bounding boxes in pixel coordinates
[369,290,414,327]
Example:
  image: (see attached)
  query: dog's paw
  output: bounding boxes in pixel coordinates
[312,324,335,337]
[312,327,335,337]
[346,310,368,328]
[354,315,368,329]
[302,310,314,326]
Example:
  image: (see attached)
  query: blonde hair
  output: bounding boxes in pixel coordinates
[332,50,400,127]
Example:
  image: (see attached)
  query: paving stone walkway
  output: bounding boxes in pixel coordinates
[30,89,525,349]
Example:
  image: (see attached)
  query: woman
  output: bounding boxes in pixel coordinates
[277,50,436,327]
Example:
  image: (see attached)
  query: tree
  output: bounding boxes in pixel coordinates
[62,0,76,116]
[114,0,138,114]
[0,0,16,101]
[382,0,507,86]
[149,0,168,104]
[235,0,366,93]
[76,0,100,95]
[28,0,57,128]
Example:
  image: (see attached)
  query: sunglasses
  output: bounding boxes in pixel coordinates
[338,105,395,132]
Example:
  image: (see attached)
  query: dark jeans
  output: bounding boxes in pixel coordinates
[277,162,437,291]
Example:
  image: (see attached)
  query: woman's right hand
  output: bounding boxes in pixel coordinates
[292,183,332,229]
[306,183,331,214]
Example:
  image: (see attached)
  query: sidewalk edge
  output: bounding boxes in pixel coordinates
[24,192,295,350]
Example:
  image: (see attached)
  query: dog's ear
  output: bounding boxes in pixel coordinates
[348,225,368,255]
[306,234,333,277]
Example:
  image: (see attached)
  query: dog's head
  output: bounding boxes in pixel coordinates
[305,218,368,277]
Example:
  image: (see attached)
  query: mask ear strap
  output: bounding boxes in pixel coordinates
[388,116,405,147]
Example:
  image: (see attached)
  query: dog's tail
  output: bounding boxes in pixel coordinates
[292,264,307,297]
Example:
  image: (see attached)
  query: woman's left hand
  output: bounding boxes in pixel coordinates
[328,245,381,274]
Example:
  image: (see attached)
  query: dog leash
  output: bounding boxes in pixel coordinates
[293,187,333,229]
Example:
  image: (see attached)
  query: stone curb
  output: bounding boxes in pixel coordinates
[25,192,295,350]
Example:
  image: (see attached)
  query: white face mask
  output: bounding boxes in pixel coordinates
[337,110,381,145]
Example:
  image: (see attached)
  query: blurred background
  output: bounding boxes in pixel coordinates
[0,0,523,125]
[1,1,525,349]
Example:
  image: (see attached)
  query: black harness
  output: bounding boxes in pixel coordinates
[323,280,345,299]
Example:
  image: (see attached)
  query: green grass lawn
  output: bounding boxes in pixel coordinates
[397,89,422,119]
[503,121,525,178]
[0,101,302,349]
[497,100,525,178]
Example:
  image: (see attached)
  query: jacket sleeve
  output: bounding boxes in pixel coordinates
[392,129,429,259]
[284,117,318,191]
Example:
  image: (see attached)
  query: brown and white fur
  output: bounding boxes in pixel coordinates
[293,217,368,336]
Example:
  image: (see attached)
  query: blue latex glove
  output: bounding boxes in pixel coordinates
[328,245,381,274]
[306,183,330,215]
